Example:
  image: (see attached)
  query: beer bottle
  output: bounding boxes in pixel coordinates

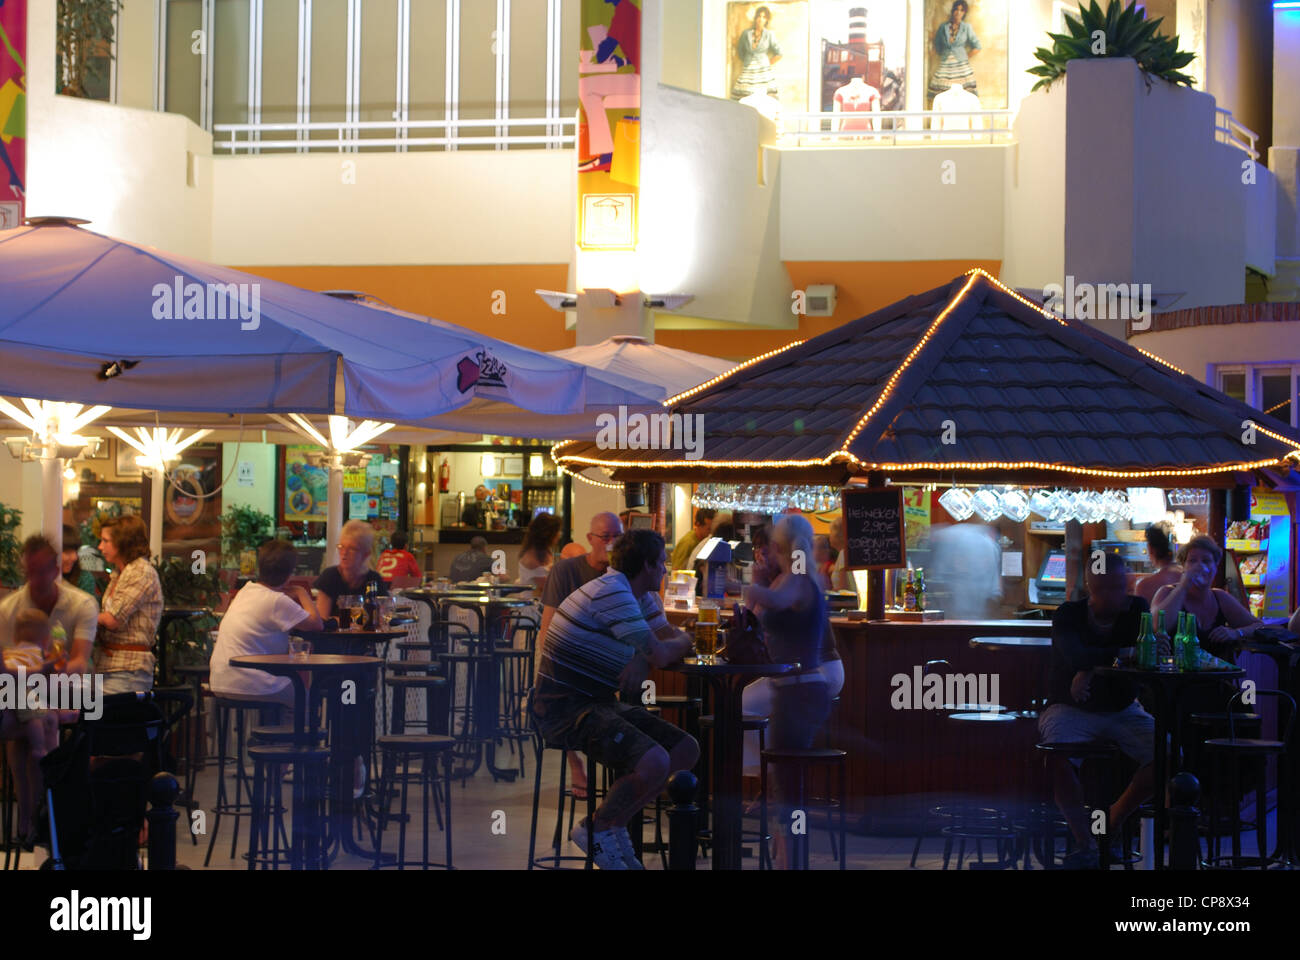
[1132,612,1154,669]
[915,568,926,612]
[363,579,378,630]
[903,569,917,612]
[1182,612,1201,670]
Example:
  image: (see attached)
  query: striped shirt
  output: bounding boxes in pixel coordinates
[537,570,669,699]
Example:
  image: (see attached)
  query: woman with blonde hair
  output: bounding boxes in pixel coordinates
[96,514,163,694]
[314,520,389,620]
[744,513,832,868]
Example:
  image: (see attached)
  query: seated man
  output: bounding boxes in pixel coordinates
[210,539,323,709]
[449,536,495,583]
[532,529,698,870]
[1039,554,1156,869]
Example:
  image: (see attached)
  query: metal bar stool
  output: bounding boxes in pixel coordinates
[700,712,769,868]
[495,612,540,777]
[759,746,848,870]
[1204,689,1296,869]
[204,695,282,867]
[1035,740,1139,870]
[526,690,598,870]
[247,743,331,870]
[373,734,457,869]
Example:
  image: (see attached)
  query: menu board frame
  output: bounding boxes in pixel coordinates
[841,486,906,571]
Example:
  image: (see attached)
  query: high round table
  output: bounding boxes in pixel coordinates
[229,653,383,868]
[1096,663,1244,869]
[670,657,799,870]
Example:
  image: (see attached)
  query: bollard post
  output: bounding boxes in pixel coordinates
[1167,772,1201,870]
[147,771,181,870]
[667,770,698,870]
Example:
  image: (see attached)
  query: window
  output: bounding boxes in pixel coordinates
[1216,365,1300,428]
[158,0,577,148]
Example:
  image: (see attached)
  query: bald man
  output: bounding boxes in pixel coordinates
[1039,554,1158,869]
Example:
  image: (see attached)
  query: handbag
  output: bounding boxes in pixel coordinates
[718,603,771,665]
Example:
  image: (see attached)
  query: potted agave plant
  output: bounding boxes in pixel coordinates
[1029,0,1196,92]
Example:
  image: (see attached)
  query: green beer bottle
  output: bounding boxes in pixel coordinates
[1134,612,1156,669]
[1182,613,1201,671]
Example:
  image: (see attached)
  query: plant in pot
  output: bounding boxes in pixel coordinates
[0,505,22,590]
[56,0,124,99]
[1029,0,1195,92]
[221,504,274,576]
[152,555,223,683]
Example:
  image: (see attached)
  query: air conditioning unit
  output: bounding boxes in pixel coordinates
[805,284,837,317]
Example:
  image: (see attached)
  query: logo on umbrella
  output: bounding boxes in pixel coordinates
[456,350,509,393]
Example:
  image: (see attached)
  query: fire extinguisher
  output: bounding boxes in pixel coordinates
[439,458,450,493]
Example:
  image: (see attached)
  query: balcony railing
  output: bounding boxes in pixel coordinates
[1214,108,1259,161]
[213,115,578,154]
[778,109,1017,147]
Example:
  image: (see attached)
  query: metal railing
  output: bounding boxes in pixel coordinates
[778,109,1017,147]
[1214,108,1259,160]
[213,114,578,154]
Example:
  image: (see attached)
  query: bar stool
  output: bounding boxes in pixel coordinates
[700,713,770,867]
[205,695,282,867]
[1204,689,1296,869]
[1,750,19,871]
[1186,709,1263,838]
[439,646,497,782]
[526,691,598,870]
[247,743,331,870]
[373,734,457,869]
[759,746,848,870]
[496,613,539,777]
[1035,740,1139,869]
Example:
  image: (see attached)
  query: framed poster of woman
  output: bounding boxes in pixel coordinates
[726,1,809,109]
[923,0,1008,110]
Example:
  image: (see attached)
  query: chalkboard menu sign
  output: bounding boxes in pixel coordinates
[841,487,906,570]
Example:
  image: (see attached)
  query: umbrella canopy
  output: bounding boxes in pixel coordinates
[323,295,665,440]
[550,336,736,399]
[555,270,1300,487]
[0,220,662,432]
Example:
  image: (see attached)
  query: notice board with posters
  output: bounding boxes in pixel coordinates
[841,486,906,570]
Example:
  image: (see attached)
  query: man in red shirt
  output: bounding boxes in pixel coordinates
[377,531,421,581]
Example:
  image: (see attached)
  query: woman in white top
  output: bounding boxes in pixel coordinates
[518,513,561,593]
[211,540,322,709]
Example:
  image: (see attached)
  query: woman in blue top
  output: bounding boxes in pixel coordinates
[745,513,830,869]
[732,5,783,100]
[930,0,981,101]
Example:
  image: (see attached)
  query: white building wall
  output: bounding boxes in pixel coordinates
[1131,323,1300,386]
[1000,77,1066,295]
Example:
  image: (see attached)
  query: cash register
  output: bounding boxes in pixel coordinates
[1028,550,1068,607]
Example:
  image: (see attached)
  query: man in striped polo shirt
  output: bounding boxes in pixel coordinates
[532,528,698,869]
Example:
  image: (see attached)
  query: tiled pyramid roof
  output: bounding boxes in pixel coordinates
[555,271,1300,487]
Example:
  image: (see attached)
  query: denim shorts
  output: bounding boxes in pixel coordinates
[535,693,688,772]
[1038,701,1155,767]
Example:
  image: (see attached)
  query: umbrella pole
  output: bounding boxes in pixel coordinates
[326,462,344,569]
[41,459,64,554]
[149,469,165,560]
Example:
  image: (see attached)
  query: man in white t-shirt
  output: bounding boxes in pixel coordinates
[0,535,98,674]
[210,539,323,707]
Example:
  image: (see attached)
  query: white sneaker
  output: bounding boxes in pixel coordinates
[570,819,627,870]
[614,828,645,870]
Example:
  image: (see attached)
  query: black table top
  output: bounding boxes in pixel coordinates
[671,658,799,677]
[1097,664,1245,683]
[293,629,406,643]
[229,654,382,676]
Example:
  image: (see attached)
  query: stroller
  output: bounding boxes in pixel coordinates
[39,691,187,870]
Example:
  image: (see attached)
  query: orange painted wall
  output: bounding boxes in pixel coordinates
[236,264,579,352]
[238,258,1001,362]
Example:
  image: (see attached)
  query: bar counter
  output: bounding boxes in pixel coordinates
[650,616,1054,832]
